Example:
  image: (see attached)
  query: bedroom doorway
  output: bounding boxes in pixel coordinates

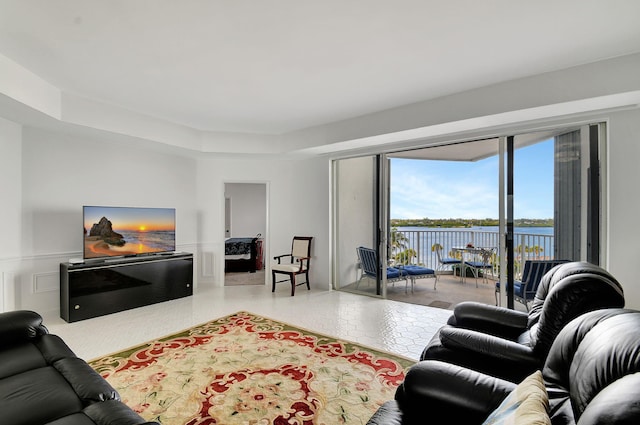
[223,182,267,286]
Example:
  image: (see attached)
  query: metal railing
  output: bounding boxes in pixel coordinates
[391,229,555,280]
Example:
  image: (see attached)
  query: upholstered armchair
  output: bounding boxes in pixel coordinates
[421,261,625,382]
[0,310,158,425]
[368,308,640,424]
[272,236,313,296]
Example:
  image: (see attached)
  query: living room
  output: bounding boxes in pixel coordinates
[2,3,640,423]
[4,58,640,315]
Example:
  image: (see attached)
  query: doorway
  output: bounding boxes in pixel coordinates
[332,123,605,310]
[223,182,267,286]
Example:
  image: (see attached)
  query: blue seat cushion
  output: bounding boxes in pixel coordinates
[513,282,526,297]
[364,267,406,279]
[403,265,435,276]
[441,258,460,264]
[495,281,526,298]
[386,267,404,279]
[466,261,491,268]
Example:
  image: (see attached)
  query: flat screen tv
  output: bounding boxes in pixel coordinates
[83,206,176,260]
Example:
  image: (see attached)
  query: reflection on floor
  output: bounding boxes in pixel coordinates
[44,272,524,363]
[224,270,265,286]
[341,273,528,312]
[44,284,452,361]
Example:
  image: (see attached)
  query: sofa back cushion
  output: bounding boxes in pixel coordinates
[543,309,640,424]
[528,262,624,358]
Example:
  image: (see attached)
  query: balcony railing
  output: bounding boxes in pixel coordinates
[392,229,555,280]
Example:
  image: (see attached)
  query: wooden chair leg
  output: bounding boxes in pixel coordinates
[305,271,310,290]
[272,272,276,292]
[290,274,296,296]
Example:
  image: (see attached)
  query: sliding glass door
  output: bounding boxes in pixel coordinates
[332,155,388,296]
[332,123,605,310]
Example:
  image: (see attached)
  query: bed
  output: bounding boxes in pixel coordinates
[225,235,263,273]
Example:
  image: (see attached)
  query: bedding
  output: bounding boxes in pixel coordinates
[225,236,262,273]
[225,238,255,259]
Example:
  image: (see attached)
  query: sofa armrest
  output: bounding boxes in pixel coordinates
[55,357,120,402]
[440,327,539,365]
[0,310,48,347]
[449,301,529,338]
[83,400,161,425]
[397,360,515,423]
[366,400,403,425]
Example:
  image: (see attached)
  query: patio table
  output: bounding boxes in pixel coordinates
[452,246,485,283]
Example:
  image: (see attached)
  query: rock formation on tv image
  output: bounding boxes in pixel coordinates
[87,217,126,246]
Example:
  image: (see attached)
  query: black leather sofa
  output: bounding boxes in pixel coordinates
[368,308,640,424]
[421,261,624,382]
[0,310,158,425]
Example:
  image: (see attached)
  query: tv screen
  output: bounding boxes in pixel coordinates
[83,206,176,259]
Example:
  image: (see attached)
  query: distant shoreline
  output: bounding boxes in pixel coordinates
[391,218,553,228]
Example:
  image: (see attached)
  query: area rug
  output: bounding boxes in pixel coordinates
[89,311,414,425]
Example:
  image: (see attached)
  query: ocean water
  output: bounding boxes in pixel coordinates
[395,226,554,266]
[118,230,176,252]
[397,226,553,235]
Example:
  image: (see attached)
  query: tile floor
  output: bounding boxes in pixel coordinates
[43,284,452,361]
[342,273,508,311]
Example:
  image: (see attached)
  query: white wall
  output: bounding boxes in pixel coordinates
[21,127,199,254]
[3,126,199,313]
[0,122,330,314]
[0,117,22,258]
[225,183,266,238]
[0,116,22,311]
[607,109,640,309]
[197,156,329,290]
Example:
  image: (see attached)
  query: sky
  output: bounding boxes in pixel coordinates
[390,138,554,220]
[84,206,175,232]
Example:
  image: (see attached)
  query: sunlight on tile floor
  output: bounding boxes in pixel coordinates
[44,284,452,361]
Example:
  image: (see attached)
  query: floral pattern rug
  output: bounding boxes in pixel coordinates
[89,311,414,424]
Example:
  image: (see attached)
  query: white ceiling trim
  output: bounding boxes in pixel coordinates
[295,91,640,157]
[2,50,639,159]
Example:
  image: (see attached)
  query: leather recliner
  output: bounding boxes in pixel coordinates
[0,310,158,425]
[368,308,640,424]
[421,262,625,382]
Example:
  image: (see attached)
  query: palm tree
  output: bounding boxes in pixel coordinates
[395,248,417,265]
[390,227,413,265]
[531,245,544,259]
[389,227,409,255]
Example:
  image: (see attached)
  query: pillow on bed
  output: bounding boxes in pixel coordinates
[482,370,550,425]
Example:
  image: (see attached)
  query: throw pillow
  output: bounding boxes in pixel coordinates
[482,370,551,425]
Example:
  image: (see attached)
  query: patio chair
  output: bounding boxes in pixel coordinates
[465,247,495,287]
[494,259,569,310]
[356,246,410,293]
[433,244,461,273]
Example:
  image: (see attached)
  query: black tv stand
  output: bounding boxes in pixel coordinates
[60,252,193,322]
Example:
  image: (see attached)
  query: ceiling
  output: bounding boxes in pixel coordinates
[1,1,640,136]
[388,129,574,162]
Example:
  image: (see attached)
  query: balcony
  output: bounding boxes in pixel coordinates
[345,228,555,312]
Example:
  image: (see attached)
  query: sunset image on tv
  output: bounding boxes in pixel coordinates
[83,206,176,259]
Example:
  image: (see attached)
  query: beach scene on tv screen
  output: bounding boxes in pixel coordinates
[83,206,175,258]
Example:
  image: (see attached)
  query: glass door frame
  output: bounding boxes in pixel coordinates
[332,122,606,309]
[331,154,387,297]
